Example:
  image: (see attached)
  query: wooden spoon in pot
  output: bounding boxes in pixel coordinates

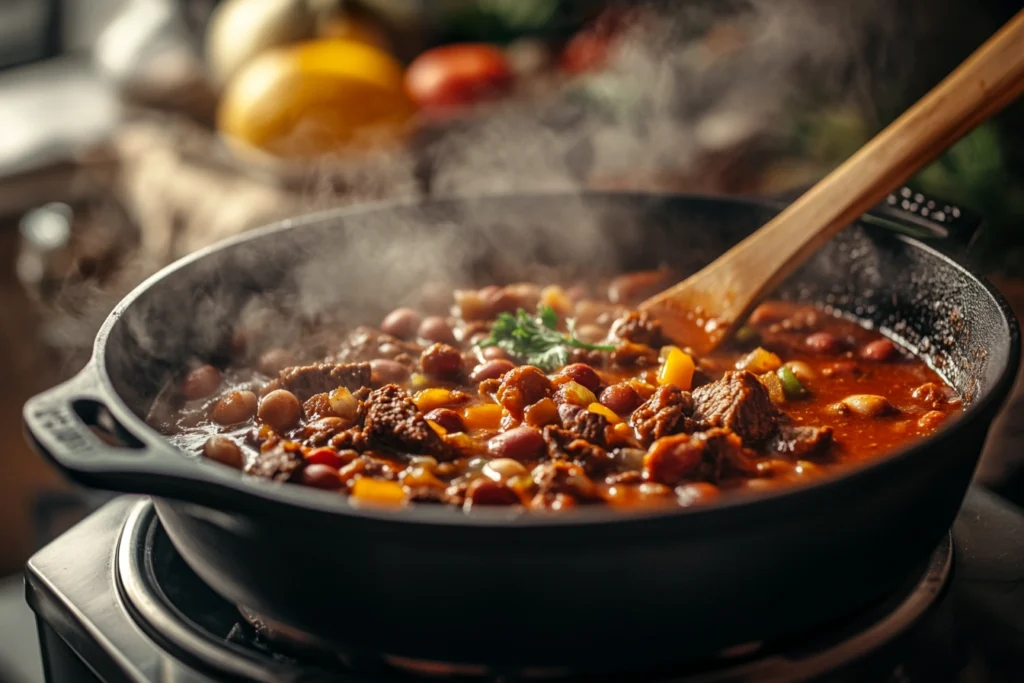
[639,9,1024,354]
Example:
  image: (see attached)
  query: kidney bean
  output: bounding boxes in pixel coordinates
[370,358,410,384]
[805,332,842,354]
[481,346,511,361]
[599,382,640,415]
[421,343,464,379]
[821,361,861,377]
[748,302,789,325]
[464,478,520,507]
[300,464,344,490]
[180,365,221,400]
[380,307,422,339]
[555,363,601,392]
[488,426,545,461]
[257,348,294,376]
[484,288,521,315]
[202,436,244,469]
[425,408,465,434]
[258,389,302,432]
[211,390,258,425]
[418,316,456,344]
[861,339,896,361]
[305,447,344,469]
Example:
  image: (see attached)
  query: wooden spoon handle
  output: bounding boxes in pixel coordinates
[643,10,1024,335]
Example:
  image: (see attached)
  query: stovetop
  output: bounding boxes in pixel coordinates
[23,488,1024,683]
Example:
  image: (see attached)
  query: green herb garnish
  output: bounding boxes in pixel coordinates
[476,305,616,371]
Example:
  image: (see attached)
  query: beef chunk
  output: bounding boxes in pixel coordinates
[692,371,778,443]
[530,460,601,509]
[333,326,422,364]
[363,384,448,457]
[329,428,369,451]
[610,342,660,368]
[245,442,304,482]
[270,362,371,401]
[610,311,669,347]
[302,393,332,421]
[496,366,553,419]
[542,425,615,478]
[643,428,752,486]
[630,385,696,445]
[770,424,834,459]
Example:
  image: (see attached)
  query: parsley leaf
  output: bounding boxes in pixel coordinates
[476,305,616,371]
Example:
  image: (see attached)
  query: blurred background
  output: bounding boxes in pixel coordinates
[0,0,1021,679]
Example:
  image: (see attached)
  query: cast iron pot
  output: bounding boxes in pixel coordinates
[23,190,1020,673]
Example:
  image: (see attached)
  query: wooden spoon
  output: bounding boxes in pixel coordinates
[639,9,1024,354]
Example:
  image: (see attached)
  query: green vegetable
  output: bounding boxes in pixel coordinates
[734,325,760,346]
[777,366,807,400]
[476,305,615,371]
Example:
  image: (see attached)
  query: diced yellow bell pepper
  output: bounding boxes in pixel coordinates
[351,478,406,506]
[559,381,597,407]
[587,402,622,424]
[414,388,458,413]
[460,403,504,431]
[540,285,572,315]
[658,346,695,390]
[735,347,782,374]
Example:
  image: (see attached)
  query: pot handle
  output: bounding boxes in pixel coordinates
[861,185,983,257]
[23,363,253,508]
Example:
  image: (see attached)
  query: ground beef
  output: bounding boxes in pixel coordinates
[530,460,601,509]
[269,362,371,401]
[692,371,778,443]
[363,384,448,458]
[332,326,422,364]
[245,442,304,482]
[609,311,669,347]
[770,424,834,459]
[302,393,332,421]
[302,416,357,447]
[328,428,369,451]
[630,385,696,445]
[542,425,615,478]
[561,408,611,446]
[643,428,751,486]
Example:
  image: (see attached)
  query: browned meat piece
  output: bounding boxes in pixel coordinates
[643,428,750,486]
[610,342,660,368]
[302,393,332,421]
[609,311,669,348]
[530,460,601,509]
[363,384,449,458]
[542,425,615,478]
[770,424,834,458]
[302,416,356,447]
[496,366,553,419]
[268,362,371,401]
[692,371,778,443]
[245,442,304,482]
[630,385,696,445]
[329,428,369,451]
[333,326,422,364]
[562,408,611,446]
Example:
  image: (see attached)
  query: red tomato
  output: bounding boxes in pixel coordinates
[405,43,513,109]
[561,31,611,75]
[305,447,343,469]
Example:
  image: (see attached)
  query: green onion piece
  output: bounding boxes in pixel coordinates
[735,325,760,345]
[777,366,808,399]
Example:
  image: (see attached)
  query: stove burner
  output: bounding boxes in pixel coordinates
[116,501,952,682]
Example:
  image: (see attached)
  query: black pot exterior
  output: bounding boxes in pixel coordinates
[24,193,1020,670]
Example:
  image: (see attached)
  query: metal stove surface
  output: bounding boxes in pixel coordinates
[24,487,1024,683]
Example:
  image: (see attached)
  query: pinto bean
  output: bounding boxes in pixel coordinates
[258,389,302,431]
[838,394,894,417]
[418,316,457,344]
[471,359,515,383]
[420,343,464,379]
[483,458,529,481]
[805,332,842,354]
[370,358,410,384]
[380,308,422,339]
[211,391,258,425]
[180,365,221,400]
[202,436,244,469]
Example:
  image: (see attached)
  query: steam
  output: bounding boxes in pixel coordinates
[54,0,935,378]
